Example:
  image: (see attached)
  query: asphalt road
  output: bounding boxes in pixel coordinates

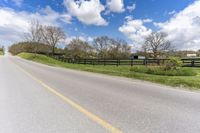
[0,55,200,133]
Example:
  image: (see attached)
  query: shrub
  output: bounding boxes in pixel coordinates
[165,57,183,70]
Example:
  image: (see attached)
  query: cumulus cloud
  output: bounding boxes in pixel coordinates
[143,18,153,23]
[0,6,71,45]
[127,3,136,13]
[155,0,200,50]
[168,10,176,15]
[64,0,107,26]
[119,17,152,49]
[39,6,71,25]
[107,0,124,13]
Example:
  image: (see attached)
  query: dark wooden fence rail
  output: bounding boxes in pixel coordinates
[48,55,200,67]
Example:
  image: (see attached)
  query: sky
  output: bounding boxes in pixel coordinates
[0,0,200,51]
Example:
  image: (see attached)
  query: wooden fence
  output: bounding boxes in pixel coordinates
[49,55,200,67]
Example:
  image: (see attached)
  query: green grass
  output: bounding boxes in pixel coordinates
[130,66,197,76]
[18,52,200,90]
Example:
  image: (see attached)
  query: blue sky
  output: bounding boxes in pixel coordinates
[0,0,200,50]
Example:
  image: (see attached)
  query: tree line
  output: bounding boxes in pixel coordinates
[0,45,5,55]
[9,42,64,55]
[8,20,177,59]
[9,21,132,59]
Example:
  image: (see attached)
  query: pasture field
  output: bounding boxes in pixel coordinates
[18,52,200,90]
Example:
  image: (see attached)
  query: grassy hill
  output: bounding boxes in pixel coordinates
[18,52,200,90]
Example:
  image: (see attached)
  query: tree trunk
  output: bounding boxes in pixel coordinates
[52,46,55,56]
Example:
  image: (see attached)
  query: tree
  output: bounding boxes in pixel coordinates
[24,20,43,54]
[108,39,131,59]
[93,36,112,59]
[142,32,171,58]
[0,45,5,55]
[66,38,94,58]
[42,26,65,55]
[8,42,53,55]
[2,46,5,54]
[25,20,43,43]
[93,36,131,59]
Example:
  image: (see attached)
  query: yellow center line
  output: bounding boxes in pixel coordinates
[14,62,123,133]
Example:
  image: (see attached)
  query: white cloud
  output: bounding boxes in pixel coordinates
[127,3,136,13]
[143,18,153,23]
[155,0,200,50]
[0,6,71,46]
[12,0,23,6]
[168,10,176,15]
[87,36,94,42]
[125,15,133,21]
[64,0,107,26]
[39,6,71,25]
[107,0,125,13]
[119,17,152,49]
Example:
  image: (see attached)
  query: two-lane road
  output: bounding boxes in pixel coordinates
[0,55,200,133]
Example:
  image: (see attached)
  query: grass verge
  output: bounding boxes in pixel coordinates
[130,66,197,76]
[18,52,200,90]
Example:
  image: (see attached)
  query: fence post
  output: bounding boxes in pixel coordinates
[104,59,106,66]
[84,59,86,65]
[191,60,195,67]
[157,59,160,65]
[143,59,146,65]
[131,59,133,66]
[92,59,95,65]
[182,59,184,65]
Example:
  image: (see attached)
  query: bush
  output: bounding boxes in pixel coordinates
[130,66,197,76]
[165,57,183,70]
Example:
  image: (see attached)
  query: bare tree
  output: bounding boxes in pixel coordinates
[25,20,43,42]
[118,39,131,59]
[66,38,93,58]
[108,38,131,59]
[42,26,65,55]
[93,36,131,59]
[143,32,171,58]
[93,36,112,58]
[24,20,43,54]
